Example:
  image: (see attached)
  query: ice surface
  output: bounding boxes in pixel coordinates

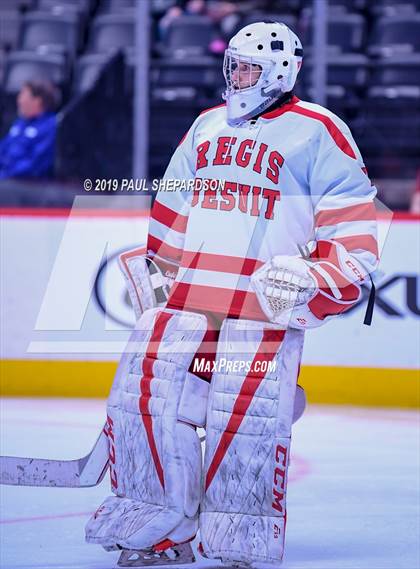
[1,398,419,569]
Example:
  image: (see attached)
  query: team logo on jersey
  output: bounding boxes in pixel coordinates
[196,136,285,185]
[193,136,283,219]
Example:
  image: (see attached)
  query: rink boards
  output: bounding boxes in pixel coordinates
[0,207,419,407]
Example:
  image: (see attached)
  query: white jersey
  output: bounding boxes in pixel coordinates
[147,96,378,320]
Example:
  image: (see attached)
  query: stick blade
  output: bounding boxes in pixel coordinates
[0,429,109,488]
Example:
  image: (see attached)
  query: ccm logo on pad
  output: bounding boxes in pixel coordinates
[272,443,288,514]
[104,415,118,491]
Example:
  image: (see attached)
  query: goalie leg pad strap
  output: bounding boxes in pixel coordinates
[86,308,207,550]
[200,319,304,566]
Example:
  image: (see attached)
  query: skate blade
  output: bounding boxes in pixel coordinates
[118,542,196,567]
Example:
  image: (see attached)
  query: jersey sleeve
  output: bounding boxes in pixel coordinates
[146,121,197,264]
[306,117,379,321]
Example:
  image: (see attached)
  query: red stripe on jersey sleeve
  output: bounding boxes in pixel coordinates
[151,201,188,233]
[315,202,377,228]
[291,106,357,159]
[334,234,379,258]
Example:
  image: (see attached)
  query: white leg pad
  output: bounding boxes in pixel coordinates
[200,319,304,566]
[86,308,207,550]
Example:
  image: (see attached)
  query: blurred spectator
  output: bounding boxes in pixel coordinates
[159,0,208,38]
[158,1,287,53]
[159,0,235,53]
[0,80,59,180]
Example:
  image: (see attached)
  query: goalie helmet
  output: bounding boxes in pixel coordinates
[223,21,303,125]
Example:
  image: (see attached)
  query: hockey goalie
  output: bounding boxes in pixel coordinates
[86,21,379,567]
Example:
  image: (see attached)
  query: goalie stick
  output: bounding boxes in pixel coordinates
[0,425,109,488]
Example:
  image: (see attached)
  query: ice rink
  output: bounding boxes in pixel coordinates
[1,398,419,569]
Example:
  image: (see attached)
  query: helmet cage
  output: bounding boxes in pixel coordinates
[223,49,275,97]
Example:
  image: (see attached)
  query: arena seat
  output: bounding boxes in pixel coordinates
[370,54,420,87]
[0,0,35,8]
[37,0,93,14]
[151,58,222,101]
[302,53,368,88]
[88,13,135,53]
[370,0,420,15]
[301,54,368,119]
[19,10,82,56]
[236,13,298,34]
[73,53,110,93]
[0,9,21,51]
[302,12,366,53]
[353,82,420,180]
[301,0,367,10]
[151,57,222,89]
[99,0,137,12]
[368,14,420,56]
[3,50,67,93]
[163,15,218,57]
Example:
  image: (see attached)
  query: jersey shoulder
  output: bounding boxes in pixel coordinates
[199,102,227,117]
[293,98,351,134]
[196,103,227,127]
[292,98,361,161]
[183,102,227,145]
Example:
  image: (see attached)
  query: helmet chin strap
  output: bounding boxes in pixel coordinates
[226,91,294,126]
[252,91,294,120]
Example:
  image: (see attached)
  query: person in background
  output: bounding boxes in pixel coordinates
[159,0,208,39]
[0,80,59,179]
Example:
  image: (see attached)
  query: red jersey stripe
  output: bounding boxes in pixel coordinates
[335,234,379,258]
[315,202,377,227]
[152,200,188,234]
[180,250,263,276]
[205,329,285,491]
[169,281,266,320]
[291,105,357,160]
[147,234,184,262]
[260,95,300,119]
[199,103,226,116]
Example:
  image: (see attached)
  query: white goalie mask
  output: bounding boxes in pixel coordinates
[223,21,303,125]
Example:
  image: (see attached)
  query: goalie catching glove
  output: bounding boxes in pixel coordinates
[251,239,367,329]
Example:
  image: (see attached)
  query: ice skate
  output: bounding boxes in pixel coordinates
[117,541,195,567]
